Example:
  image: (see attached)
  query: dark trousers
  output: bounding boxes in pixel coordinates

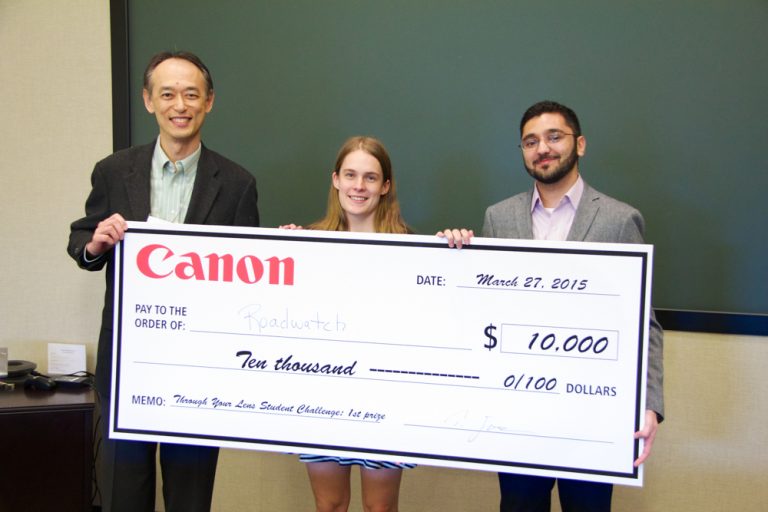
[99,393,219,512]
[499,473,613,512]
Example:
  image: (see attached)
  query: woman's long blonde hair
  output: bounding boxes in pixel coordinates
[308,136,410,233]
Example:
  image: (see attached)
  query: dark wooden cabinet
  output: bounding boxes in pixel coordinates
[0,387,95,512]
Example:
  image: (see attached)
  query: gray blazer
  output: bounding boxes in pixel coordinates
[482,182,664,419]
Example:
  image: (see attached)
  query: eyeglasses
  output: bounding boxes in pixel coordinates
[519,130,577,151]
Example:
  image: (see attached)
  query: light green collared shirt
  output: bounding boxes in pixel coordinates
[150,138,201,223]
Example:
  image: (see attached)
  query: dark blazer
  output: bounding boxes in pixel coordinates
[68,142,260,394]
[482,182,664,418]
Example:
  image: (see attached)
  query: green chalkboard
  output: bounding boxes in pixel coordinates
[124,0,768,314]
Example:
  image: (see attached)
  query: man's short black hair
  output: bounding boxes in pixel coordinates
[143,50,214,96]
[520,100,581,137]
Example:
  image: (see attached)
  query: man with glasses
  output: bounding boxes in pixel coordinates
[482,100,664,511]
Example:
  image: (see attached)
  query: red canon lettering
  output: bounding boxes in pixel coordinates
[136,244,174,278]
[266,256,294,285]
[136,243,294,285]
[176,252,206,280]
[236,255,264,284]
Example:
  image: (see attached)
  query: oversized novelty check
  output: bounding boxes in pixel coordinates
[111,222,653,486]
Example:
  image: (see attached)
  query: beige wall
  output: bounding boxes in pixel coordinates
[0,0,112,371]
[1,2,766,511]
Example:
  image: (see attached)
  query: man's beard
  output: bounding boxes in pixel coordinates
[524,147,578,185]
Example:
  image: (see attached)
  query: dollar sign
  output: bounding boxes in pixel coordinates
[484,323,498,350]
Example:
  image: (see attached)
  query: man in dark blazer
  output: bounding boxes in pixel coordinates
[482,101,664,512]
[68,51,259,512]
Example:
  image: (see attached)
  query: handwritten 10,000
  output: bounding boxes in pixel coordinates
[484,324,619,362]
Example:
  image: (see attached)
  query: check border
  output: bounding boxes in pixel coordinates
[112,224,650,485]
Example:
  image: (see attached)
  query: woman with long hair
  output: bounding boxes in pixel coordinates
[282,136,471,511]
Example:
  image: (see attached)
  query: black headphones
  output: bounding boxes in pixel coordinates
[6,360,36,379]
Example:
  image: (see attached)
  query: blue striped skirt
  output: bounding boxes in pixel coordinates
[299,454,416,469]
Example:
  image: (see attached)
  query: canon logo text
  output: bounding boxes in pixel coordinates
[136,244,294,285]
